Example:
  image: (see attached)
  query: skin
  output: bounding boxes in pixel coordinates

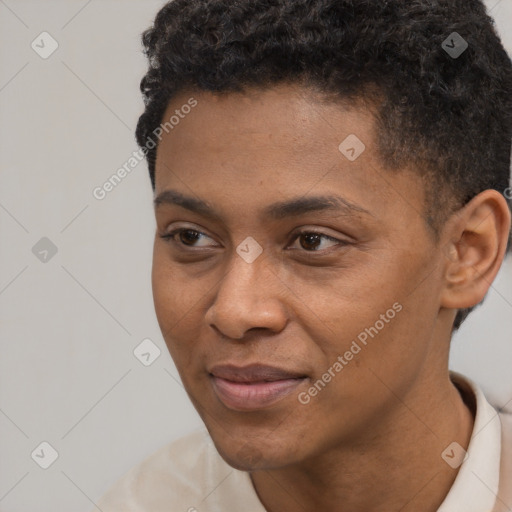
[151,83,511,512]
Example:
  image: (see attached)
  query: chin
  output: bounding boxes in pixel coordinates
[209,431,298,471]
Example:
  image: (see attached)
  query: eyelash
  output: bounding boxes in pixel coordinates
[159,228,348,254]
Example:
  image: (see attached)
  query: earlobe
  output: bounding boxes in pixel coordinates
[440,190,511,310]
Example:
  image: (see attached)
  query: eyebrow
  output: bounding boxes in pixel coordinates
[153,189,373,220]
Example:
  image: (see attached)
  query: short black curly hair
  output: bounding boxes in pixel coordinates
[135,0,512,331]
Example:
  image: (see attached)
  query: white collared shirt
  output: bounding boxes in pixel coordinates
[437,371,502,511]
[94,371,505,512]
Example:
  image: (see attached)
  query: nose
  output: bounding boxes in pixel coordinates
[205,252,289,340]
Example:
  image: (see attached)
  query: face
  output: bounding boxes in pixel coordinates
[151,83,448,471]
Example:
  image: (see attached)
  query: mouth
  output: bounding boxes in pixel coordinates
[209,363,308,411]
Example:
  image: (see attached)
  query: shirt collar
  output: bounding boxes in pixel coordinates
[437,370,502,512]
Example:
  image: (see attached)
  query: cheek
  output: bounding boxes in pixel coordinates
[151,251,215,366]
[275,264,404,345]
[295,264,430,375]
[151,254,197,352]
[151,260,177,327]
[152,248,201,323]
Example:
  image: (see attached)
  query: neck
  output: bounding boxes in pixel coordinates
[250,368,475,512]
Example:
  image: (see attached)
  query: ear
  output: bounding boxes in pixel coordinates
[440,189,511,311]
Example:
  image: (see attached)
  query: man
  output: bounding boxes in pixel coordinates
[94,0,512,510]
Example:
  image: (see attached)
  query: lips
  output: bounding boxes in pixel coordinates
[209,363,308,410]
[209,363,307,382]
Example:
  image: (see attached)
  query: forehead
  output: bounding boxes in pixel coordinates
[155,84,378,186]
[153,84,426,232]
[159,83,374,157]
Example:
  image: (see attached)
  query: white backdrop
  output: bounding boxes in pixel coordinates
[0,1,510,511]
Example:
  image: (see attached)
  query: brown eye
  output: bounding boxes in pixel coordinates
[178,229,201,245]
[289,230,346,252]
[299,233,322,250]
[160,228,217,248]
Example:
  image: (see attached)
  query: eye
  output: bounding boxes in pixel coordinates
[160,227,349,253]
[160,228,218,248]
[288,230,347,252]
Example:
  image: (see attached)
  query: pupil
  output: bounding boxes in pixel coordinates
[180,230,200,245]
[301,233,320,250]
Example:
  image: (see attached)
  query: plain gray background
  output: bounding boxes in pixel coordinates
[0,1,511,510]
